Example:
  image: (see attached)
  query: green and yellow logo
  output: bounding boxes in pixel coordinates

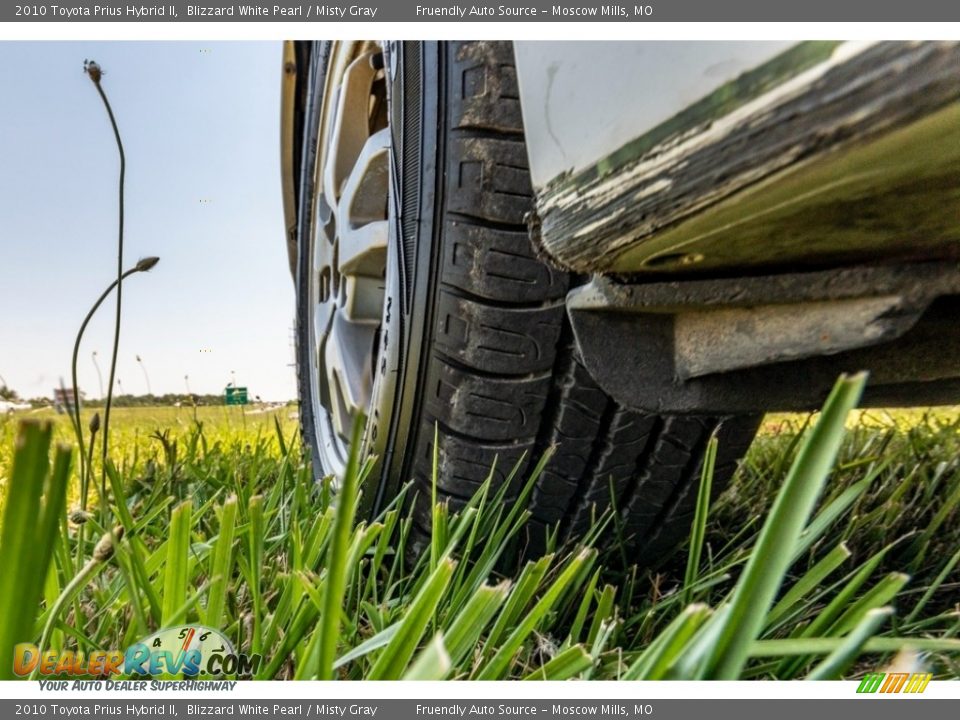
[14,625,261,677]
[856,672,932,694]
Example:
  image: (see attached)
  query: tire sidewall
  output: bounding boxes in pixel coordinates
[296,41,398,491]
[295,40,329,483]
[365,41,443,515]
[296,41,437,516]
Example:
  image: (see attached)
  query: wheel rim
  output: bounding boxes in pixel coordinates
[309,42,390,474]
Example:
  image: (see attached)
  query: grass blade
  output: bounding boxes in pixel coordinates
[752,635,960,656]
[702,373,867,679]
[444,581,511,668]
[478,548,596,680]
[623,604,712,680]
[766,542,852,629]
[905,546,960,625]
[402,634,451,680]
[586,584,616,647]
[523,645,593,681]
[805,607,892,680]
[367,557,456,680]
[0,423,70,679]
[161,500,192,626]
[204,494,238,629]
[683,435,717,606]
[307,416,364,680]
[247,494,265,655]
[333,624,401,671]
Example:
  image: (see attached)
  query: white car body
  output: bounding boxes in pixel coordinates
[513,41,793,189]
[0,399,31,413]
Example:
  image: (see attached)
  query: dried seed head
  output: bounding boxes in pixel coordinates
[93,526,125,563]
[241,613,254,652]
[83,60,102,84]
[89,412,101,434]
[135,256,160,272]
[69,508,92,525]
[884,649,925,675]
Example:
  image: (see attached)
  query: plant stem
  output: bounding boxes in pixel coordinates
[29,527,120,680]
[89,71,126,529]
[71,267,138,513]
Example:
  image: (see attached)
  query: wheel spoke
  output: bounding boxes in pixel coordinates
[313,233,333,275]
[313,195,335,270]
[337,128,389,277]
[313,296,334,348]
[324,310,377,438]
[339,128,390,224]
[322,51,379,210]
[340,275,385,324]
[338,221,387,278]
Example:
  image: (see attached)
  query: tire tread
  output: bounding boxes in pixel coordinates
[403,41,760,566]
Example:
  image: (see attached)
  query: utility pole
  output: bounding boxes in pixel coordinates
[92,351,104,398]
[136,354,153,395]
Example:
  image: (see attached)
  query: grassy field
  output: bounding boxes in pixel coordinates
[1,380,958,680]
[0,405,300,512]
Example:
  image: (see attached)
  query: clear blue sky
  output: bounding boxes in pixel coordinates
[0,41,298,401]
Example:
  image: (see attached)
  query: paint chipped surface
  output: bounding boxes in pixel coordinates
[533,41,960,275]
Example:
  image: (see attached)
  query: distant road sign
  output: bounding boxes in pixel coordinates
[53,387,83,414]
[225,386,248,405]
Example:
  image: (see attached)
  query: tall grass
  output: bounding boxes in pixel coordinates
[0,376,958,680]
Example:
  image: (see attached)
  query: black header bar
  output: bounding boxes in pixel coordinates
[5,0,960,22]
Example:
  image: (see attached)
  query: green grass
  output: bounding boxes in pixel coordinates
[0,379,958,681]
[0,405,297,512]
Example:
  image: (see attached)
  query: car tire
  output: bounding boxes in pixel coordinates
[296,40,761,566]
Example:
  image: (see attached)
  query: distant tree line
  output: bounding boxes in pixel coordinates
[20,393,256,409]
[6,387,294,409]
[82,393,231,408]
